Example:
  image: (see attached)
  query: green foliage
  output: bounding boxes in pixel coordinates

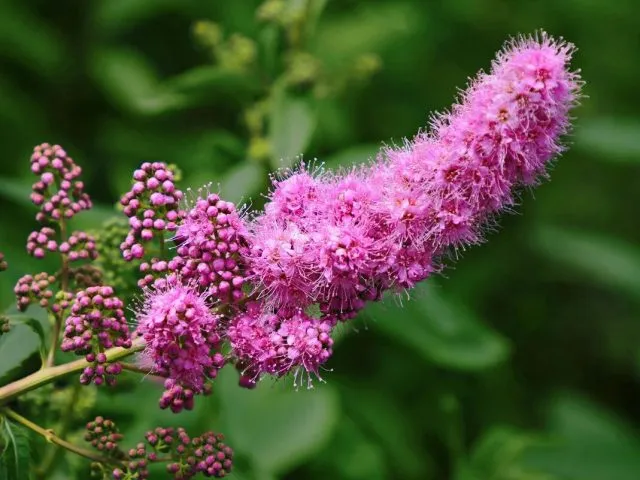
[269,87,316,169]
[366,284,510,371]
[0,419,33,480]
[0,306,45,386]
[217,368,339,476]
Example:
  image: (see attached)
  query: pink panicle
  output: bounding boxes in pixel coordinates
[227,302,335,388]
[136,278,224,409]
[204,33,581,388]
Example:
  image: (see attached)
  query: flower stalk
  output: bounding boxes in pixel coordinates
[0,338,145,406]
[2,408,119,465]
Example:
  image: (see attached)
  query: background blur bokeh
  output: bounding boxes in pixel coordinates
[1,0,640,479]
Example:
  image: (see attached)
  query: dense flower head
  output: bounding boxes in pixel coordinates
[29,143,92,223]
[243,33,579,329]
[61,286,132,385]
[412,33,581,251]
[119,162,185,261]
[136,278,225,406]
[264,169,322,222]
[228,302,335,387]
[14,272,56,311]
[246,220,316,309]
[0,252,6,272]
[169,190,249,303]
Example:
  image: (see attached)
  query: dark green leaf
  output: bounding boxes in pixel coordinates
[341,385,431,478]
[91,48,187,116]
[523,393,640,480]
[324,144,380,170]
[365,283,510,370]
[0,419,32,480]
[91,0,181,35]
[269,89,316,170]
[532,226,640,298]
[312,3,417,67]
[467,426,558,480]
[0,2,64,77]
[217,367,339,475]
[576,118,640,161]
[4,313,48,349]
[0,324,42,386]
[164,66,260,102]
[0,177,34,209]
[218,161,266,204]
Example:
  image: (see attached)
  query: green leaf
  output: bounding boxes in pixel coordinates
[341,385,431,478]
[0,177,34,209]
[269,89,316,170]
[365,283,510,370]
[69,204,118,232]
[91,48,187,116]
[311,416,388,480]
[217,367,339,476]
[0,323,42,386]
[532,226,640,299]
[576,118,640,161]
[218,161,266,205]
[91,0,181,35]
[466,426,559,480]
[523,393,640,480]
[0,420,32,480]
[312,3,417,67]
[324,144,380,170]
[4,314,48,349]
[164,66,260,103]
[0,2,65,77]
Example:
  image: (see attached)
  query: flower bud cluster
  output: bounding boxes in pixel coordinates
[14,272,56,311]
[29,143,92,222]
[112,442,149,480]
[27,227,97,261]
[85,416,125,457]
[120,162,184,261]
[113,426,234,479]
[169,191,248,303]
[0,252,6,272]
[70,265,103,289]
[60,286,132,386]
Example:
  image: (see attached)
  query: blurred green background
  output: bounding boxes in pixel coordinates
[1,0,640,479]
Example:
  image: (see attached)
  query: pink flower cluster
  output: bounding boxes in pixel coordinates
[168,191,249,303]
[136,280,225,411]
[27,227,97,261]
[14,272,56,311]
[29,143,92,222]
[227,302,334,387]
[112,426,234,480]
[61,286,132,385]
[120,162,184,262]
[136,33,581,396]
